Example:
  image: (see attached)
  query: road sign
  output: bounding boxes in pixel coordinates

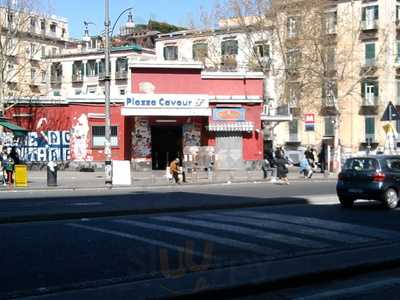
[381,101,400,121]
[305,113,315,131]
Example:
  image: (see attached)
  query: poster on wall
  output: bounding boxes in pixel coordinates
[183,123,201,147]
[132,117,151,159]
[70,113,92,161]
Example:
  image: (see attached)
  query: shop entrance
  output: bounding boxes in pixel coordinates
[151,126,182,170]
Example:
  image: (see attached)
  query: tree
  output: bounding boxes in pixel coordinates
[0,0,54,117]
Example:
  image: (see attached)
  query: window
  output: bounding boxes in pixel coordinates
[41,70,46,83]
[7,13,13,25]
[192,43,208,61]
[287,16,300,38]
[30,68,36,81]
[53,90,61,96]
[119,88,126,95]
[30,17,36,31]
[287,49,301,72]
[86,85,97,94]
[325,11,337,34]
[86,60,98,77]
[163,45,178,60]
[325,47,336,70]
[365,116,375,143]
[397,5,400,21]
[289,119,299,141]
[343,158,378,171]
[221,40,238,56]
[396,41,400,64]
[361,80,379,105]
[254,43,270,58]
[287,82,300,107]
[397,80,400,105]
[365,43,375,66]
[40,20,45,31]
[50,23,57,33]
[41,46,46,58]
[362,5,378,29]
[30,43,36,57]
[324,116,335,136]
[52,47,57,56]
[386,158,400,171]
[61,28,66,38]
[322,80,337,106]
[92,126,118,147]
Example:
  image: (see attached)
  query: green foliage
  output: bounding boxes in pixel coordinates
[147,20,186,33]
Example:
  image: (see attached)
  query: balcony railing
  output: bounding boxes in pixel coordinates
[362,95,378,106]
[289,133,299,142]
[72,73,83,82]
[361,20,378,31]
[221,55,237,71]
[323,96,336,107]
[115,70,128,80]
[364,58,377,67]
[326,25,337,35]
[98,72,106,81]
[50,75,62,84]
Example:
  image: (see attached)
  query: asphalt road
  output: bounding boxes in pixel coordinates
[1,181,400,299]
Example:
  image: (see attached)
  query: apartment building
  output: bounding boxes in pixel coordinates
[271,0,400,161]
[0,5,69,113]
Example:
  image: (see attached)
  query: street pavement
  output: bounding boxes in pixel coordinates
[2,198,400,299]
[0,167,335,192]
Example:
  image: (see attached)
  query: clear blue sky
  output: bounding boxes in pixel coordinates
[52,0,217,38]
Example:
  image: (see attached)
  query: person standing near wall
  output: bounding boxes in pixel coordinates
[4,154,15,186]
[169,158,180,184]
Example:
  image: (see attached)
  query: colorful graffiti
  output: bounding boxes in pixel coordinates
[20,131,70,162]
[132,117,151,159]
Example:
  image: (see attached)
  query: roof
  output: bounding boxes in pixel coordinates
[0,118,28,137]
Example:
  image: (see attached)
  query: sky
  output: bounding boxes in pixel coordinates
[51,0,218,39]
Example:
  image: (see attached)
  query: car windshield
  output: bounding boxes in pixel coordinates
[385,158,400,171]
[343,158,378,172]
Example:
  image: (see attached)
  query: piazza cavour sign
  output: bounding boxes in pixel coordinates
[122,94,211,116]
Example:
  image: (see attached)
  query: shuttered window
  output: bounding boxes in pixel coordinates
[92,126,118,147]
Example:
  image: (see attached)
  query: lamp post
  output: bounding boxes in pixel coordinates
[104,1,134,188]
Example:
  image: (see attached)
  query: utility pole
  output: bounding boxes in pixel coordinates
[104,0,112,187]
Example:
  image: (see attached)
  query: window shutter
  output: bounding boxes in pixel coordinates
[95,62,99,75]
[81,63,84,75]
[365,43,375,59]
[374,81,379,96]
[374,6,379,20]
[86,63,89,76]
[163,47,167,60]
[361,82,366,98]
[362,8,366,21]
[365,117,375,135]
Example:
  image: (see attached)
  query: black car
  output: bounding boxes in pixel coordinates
[337,155,400,209]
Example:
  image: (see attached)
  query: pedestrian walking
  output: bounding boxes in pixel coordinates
[299,156,313,178]
[318,144,326,173]
[4,154,15,185]
[261,158,271,179]
[1,150,8,185]
[169,158,180,184]
[275,156,289,184]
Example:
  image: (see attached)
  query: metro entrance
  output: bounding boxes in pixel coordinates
[151,126,182,170]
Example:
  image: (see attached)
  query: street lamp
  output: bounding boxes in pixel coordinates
[104,1,134,188]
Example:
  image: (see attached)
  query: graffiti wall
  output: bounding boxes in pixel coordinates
[20,131,70,162]
[132,117,151,159]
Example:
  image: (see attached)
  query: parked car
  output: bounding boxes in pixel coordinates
[336,155,400,209]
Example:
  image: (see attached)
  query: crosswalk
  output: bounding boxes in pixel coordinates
[66,210,400,262]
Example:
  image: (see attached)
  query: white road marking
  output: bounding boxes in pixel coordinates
[66,223,211,258]
[294,278,400,300]
[114,219,278,255]
[153,216,330,249]
[191,214,372,244]
[225,211,400,240]
[71,202,103,206]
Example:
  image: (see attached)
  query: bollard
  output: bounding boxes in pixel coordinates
[47,161,57,186]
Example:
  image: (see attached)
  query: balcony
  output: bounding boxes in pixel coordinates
[72,73,83,83]
[362,95,378,106]
[325,25,337,35]
[360,59,377,75]
[98,72,106,81]
[115,70,128,80]
[220,55,237,71]
[50,75,62,84]
[361,20,378,31]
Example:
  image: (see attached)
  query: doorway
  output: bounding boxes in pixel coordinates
[151,126,182,170]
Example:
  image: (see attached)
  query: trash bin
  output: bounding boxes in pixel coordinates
[47,161,57,186]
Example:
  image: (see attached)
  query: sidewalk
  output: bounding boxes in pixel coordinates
[1,167,336,191]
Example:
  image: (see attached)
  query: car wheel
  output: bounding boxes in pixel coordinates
[384,188,399,209]
[338,196,354,208]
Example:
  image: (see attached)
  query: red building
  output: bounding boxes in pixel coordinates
[6,61,265,170]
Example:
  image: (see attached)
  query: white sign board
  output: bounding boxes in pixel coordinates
[112,160,132,186]
[122,94,211,116]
